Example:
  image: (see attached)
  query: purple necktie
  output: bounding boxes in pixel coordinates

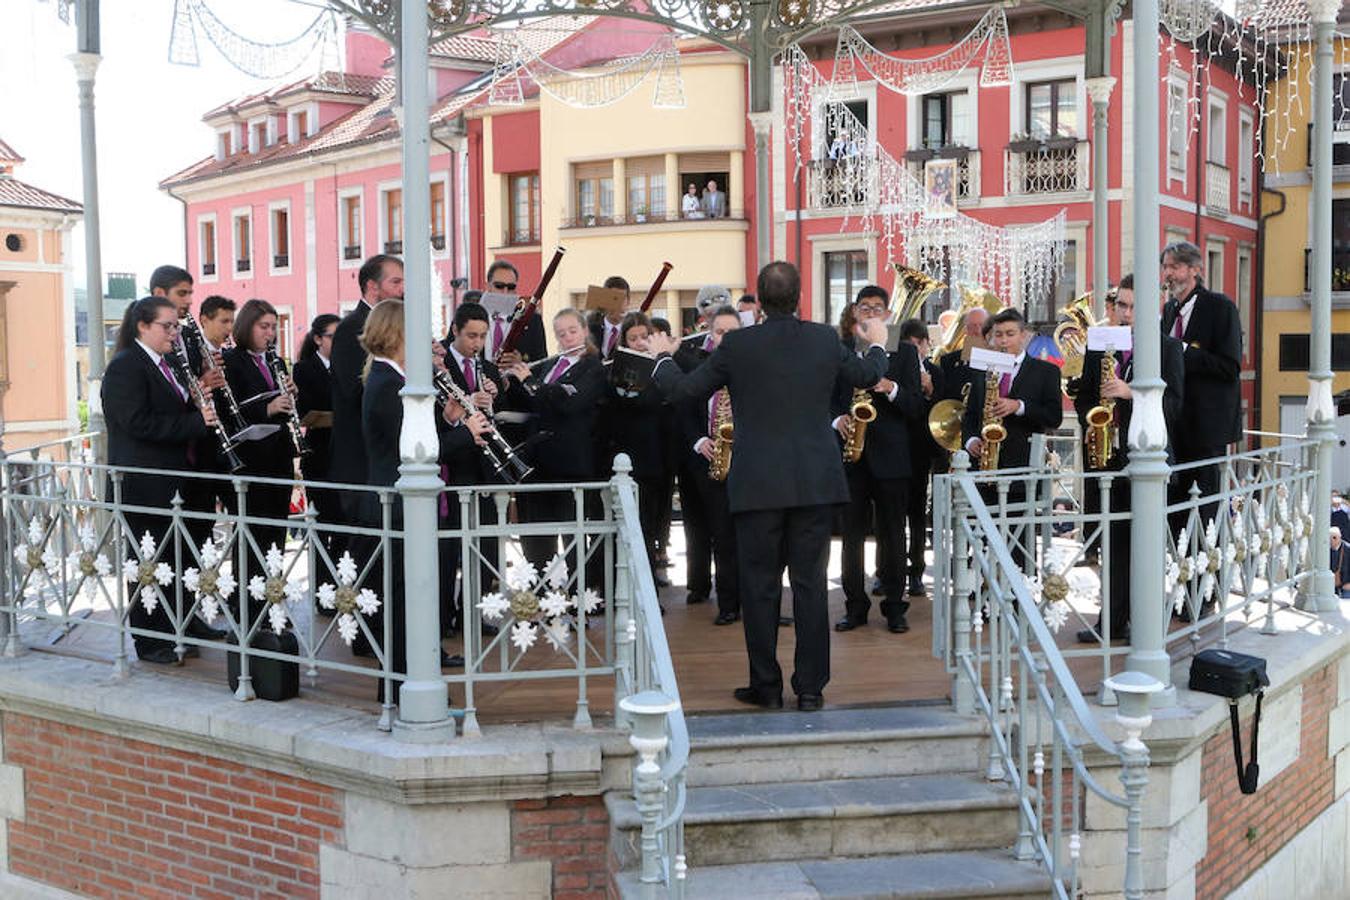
[462,357,476,392]
[1117,350,1132,380]
[157,358,186,402]
[998,371,1012,398]
[493,317,506,354]
[606,326,618,356]
[254,353,276,390]
[1172,313,1185,340]
[546,356,570,384]
[702,335,714,353]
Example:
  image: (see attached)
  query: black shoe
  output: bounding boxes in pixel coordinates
[870,578,885,597]
[733,686,783,709]
[714,611,740,626]
[481,622,500,637]
[181,645,201,659]
[1076,628,1098,644]
[441,651,464,669]
[907,580,926,597]
[778,616,793,627]
[138,646,181,665]
[686,592,709,605]
[185,619,227,641]
[886,614,910,634]
[834,615,868,632]
[797,693,823,712]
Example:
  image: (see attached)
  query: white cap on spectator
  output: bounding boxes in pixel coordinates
[695,285,731,317]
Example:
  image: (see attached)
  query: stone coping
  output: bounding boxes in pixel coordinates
[0,653,633,804]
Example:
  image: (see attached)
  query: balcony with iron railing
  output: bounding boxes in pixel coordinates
[1302,247,1350,294]
[558,209,747,230]
[904,146,979,203]
[805,152,875,211]
[1004,138,1089,197]
[1204,161,1230,217]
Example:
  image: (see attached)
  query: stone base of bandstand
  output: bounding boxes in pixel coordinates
[1075,602,1350,899]
[0,653,631,899]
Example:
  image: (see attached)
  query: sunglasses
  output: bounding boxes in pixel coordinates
[492,281,517,292]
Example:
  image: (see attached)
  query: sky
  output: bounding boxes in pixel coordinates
[1,0,329,295]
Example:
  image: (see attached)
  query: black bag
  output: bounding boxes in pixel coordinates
[1189,649,1269,795]
[227,630,300,702]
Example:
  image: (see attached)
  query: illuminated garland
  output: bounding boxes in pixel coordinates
[168,0,340,81]
[489,31,686,109]
[831,6,1014,97]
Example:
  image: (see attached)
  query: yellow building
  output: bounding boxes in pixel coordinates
[470,38,751,338]
[0,138,82,451]
[1258,45,1350,484]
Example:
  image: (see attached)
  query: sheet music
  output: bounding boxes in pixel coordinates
[479,292,518,320]
[1087,325,1133,352]
[968,347,1016,374]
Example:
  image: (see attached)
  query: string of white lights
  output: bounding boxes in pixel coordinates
[489,31,686,109]
[168,0,340,81]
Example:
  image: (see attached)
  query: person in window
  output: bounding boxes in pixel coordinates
[682,183,704,219]
[701,179,727,218]
[828,129,859,161]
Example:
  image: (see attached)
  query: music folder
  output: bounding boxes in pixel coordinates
[608,347,656,392]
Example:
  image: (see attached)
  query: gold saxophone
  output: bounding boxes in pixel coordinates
[979,370,1007,471]
[842,388,877,463]
[1084,347,1118,470]
[708,389,733,482]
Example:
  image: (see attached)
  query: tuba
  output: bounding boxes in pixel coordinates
[889,264,945,324]
[708,389,733,482]
[842,388,877,463]
[1052,292,1102,386]
[1084,347,1118,470]
[979,370,1007,471]
[931,284,1004,362]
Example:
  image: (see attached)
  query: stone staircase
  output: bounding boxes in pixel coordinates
[610,704,1051,899]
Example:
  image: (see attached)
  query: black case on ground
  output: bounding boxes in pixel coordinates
[227,631,300,701]
[1188,648,1269,698]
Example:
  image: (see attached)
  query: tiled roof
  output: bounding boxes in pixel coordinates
[0,175,82,214]
[430,18,586,62]
[0,137,22,164]
[202,72,384,120]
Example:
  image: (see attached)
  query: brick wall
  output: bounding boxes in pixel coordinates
[3,713,343,900]
[511,794,611,899]
[1194,662,1336,900]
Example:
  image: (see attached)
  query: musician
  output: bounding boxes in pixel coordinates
[1073,275,1185,643]
[675,306,743,625]
[589,276,630,360]
[648,261,891,712]
[360,301,489,698]
[484,260,548,364]
[293,314,340,553]
[936,307,990,404]
[150,265,195,317]
[101,297,215,664]
[503,308,608,575]
[1159,241,1242,523]
[900,317,943,598]
[175,294,239,552]
[222,299,298,566]
[737,293,763,325]
[832,287,924,635]
[962,309,1064,474]
[649,316,678,584]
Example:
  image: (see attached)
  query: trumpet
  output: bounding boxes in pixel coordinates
[169,336,244,473]
[979,370,1007,472]
[433,368,534,484]
[265,340,310,458]
[708,389,733,482]
[841,387,876,463]
[1084,347,1118,470]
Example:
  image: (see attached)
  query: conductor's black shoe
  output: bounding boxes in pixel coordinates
[686,592,709,605]
[186,619,227,641]
[733,686,783,709]
[441,652,465,669]
[834,615,868,632]
[1076,628,1099,644]
[654,572,671,588]
[907,579,926,597]
[778,616,793,627]
[138,646,181,665]
[797,693,823,712]
[886,614,910,634]
[714,611,740,626]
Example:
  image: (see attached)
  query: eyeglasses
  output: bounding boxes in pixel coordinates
[855,304,887,314]
[320,331,337,340]
[492,281,517,292]
[152,321,181,333]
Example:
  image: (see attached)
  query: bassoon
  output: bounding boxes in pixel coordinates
[638,261,674,313]
[493,246,565,364]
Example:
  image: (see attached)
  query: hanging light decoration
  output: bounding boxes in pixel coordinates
[831,6,1015,97]
[489,29,687,110]
[168,0,341,81]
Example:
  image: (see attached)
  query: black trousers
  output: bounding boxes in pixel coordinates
[635,476,665,582]
[734,504,835,698]
[678,461,713,597]
[905,469,931,584]
[842,466,909,622]
[440,487,501,633]
[652,468,676,561]
[1170,443,1224,538]
[240,479,291,567]
[1085,472,1132,634]
[519,487,605,593]
[122,506,180,658]
[691,472,738,615]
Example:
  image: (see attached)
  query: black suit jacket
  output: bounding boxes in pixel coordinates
[441,351,506,484]
[1073,337,1186,471]
[222,347,296,478]
[506,352,608,480]
[961,355,1064,470]
[362,361,473,498]
[608,382,669,480]
[330,301,372,485]
[652,313,887,514]
[937,348,981,404]
[588,318,624,361]
[1161,286,1242,448]
[489,310,548,363]
[831,338,923,481]
[292,354,333,480]
[672,332,711,373]
[101,345,210,508]
[909,357,945,472]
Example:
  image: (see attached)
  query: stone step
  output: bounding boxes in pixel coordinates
[608,773,1021,869]
[685,704,988,787]
[614,849,1053,899]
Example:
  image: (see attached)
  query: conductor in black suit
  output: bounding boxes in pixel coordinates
[648,261,891,712]
[101,298,216,664]
[1159,241,1242,521]
[1071,275,1185,642]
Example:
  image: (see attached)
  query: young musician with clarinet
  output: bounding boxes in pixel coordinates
[293,314,341,556]
[101,297,218,664]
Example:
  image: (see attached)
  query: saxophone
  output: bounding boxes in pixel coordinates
[841,388,877,463]
[979,370,1007,472]
[708,389,733,482]
[1084,348,1118,470]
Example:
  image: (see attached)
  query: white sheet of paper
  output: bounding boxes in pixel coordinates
[479,292,519,319]
[231,424,282,443]
[738,311,757,328]
[1087,325,1133,352]
[968,347,1016,374]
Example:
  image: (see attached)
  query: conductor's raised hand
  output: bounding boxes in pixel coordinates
[854,315,889,348]
[646,332,679,357]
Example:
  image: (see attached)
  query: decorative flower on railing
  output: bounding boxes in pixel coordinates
[1251,502,1270,573]
[317,551,380,645]
[477,554,596,653]
[65,523,112,596]
[183,538,236,626]
[248,544,304,634]
[1037,572,1072,632]
[13,518,48,577]
[1198,520,1221,606]
[1165,525,1193,614]
[124,532,174,614]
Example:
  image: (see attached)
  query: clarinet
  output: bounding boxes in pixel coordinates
[264,340,310,457]
[170,336,244,473]
[181,312,244,433]
[433,369,534,484]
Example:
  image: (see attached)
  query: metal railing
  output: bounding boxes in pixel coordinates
[905,149,979,202]
[806,153,875,210]
[1205,161,1230,216]
[934,452,1150,899]
[1004,140,1089,195]
[559,211,745,229]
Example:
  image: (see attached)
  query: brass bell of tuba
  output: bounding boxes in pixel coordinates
[931,284,1004,362]
[889,264,945,324]
[1052,292,1102,385]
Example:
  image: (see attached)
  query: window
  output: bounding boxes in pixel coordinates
[1238,113,1254,203]
[233,211,252,274]
[290,110,307,143]
[1167,80,1189,179]
[1206,245,1224,293]
[626,156,666,220]
[341,192,362,262]
[1026,79,1076,139]
[250,121,267,153]
[429,180,447,250]
[824,250,868,327]
[922,91,970,149]
[216,130,233,161]
[1279,334,1350,371]
[199,218,217,277]
[1028,238,1077,325]
[382,188,402,254]
[1236,249,1252,357]
[271,205,290,270]
[509,173,540,244]
[822,100,868,158]
[574,162,614,225]
[1207,97,1226,165]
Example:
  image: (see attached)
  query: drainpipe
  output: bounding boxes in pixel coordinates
[1253,161,1285,441]
[165,185,189,280]
[433,118,465,307]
